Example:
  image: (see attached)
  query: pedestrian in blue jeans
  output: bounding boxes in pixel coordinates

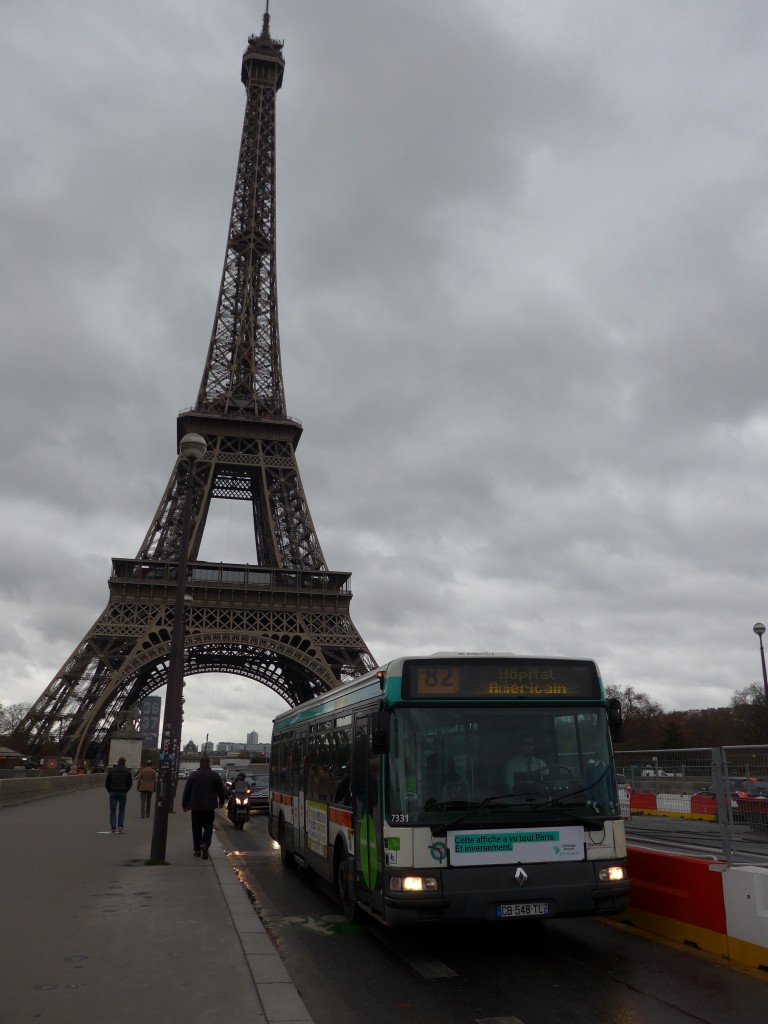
[105,757,133,833]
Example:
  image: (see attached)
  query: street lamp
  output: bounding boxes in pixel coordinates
[169,592,194,809]
[753,623,768,722]
[150,432,207,861]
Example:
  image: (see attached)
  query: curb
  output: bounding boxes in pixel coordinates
[209,836,315,1023]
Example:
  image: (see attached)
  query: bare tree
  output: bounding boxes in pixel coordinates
[0,701,31,736]
[605,685,664,748]
[730,683,768,744]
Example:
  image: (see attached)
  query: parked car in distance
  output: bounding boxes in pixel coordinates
[734,778,768,832]
[616,773,631,791]
[690,777,768,821]
[248,771,270,813]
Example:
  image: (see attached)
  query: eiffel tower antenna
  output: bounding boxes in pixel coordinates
[20,14,375,765]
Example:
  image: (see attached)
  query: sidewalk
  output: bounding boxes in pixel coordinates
[0,787,314,1023]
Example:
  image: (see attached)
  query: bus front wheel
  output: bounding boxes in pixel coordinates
[335,844,360,924]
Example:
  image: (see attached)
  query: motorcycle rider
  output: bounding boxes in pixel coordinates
[227,771,251,823]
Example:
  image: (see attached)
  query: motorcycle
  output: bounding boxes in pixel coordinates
[226,787,251,829]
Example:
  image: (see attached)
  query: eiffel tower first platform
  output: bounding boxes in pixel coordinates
[21,11,375,762]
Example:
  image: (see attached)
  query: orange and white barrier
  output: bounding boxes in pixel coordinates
[622,847,768,970]
[628,791,717,820]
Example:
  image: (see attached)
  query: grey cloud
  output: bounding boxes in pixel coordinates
[3,1,768,749]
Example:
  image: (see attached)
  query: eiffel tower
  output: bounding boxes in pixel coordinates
[21,10,375,763]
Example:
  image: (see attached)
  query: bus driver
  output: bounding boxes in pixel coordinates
[504,733,546,790]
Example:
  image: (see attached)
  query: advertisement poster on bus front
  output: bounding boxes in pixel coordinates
[447,826,585,865]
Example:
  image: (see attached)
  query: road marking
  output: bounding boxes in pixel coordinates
[405,955,458,980]
[274,912,458,978]
[274,913,365,936]
[372,927,458,978]
[476,1018,526,1024]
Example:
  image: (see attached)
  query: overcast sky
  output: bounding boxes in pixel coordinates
[3,0,768,751]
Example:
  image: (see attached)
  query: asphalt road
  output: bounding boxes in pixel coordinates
[216,812,768,1024]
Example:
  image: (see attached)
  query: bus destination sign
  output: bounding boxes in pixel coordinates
[401,659,601,701]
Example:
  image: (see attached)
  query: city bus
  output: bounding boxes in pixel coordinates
[268,653,630,926]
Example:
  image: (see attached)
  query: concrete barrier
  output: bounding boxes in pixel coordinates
[629,791,658,813]
[621,846,768,970]
[622,847,728,956]
[0,773,105,807]
[628,791,715,820]
[722,865,768,970]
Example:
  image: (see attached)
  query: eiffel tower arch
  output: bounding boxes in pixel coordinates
[20,11,375,762]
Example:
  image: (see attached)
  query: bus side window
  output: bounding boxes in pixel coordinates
[291,730,307,790]
[309,721,332,803]
[275,733,288,791]
[331,724,352,807]
[270,734,279,788]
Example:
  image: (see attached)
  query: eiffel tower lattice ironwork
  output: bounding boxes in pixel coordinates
[21,12,375,762]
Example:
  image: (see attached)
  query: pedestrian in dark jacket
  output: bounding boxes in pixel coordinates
[105,757,133,833]
[182,757,226,859]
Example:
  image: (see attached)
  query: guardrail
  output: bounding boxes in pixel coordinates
[0,772,105,808]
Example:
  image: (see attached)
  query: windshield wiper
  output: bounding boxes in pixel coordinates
[530,804,604,829]
[431,787,609,836]
[431,793,529,836]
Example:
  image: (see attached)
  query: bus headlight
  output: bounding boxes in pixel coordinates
[598,865,627,882]
[389,875,438,893]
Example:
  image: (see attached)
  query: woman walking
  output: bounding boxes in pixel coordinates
[136,760,157,818]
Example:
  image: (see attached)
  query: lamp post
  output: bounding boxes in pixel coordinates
[753,623,768,723]
[169,592,194,810]
[150,432,207,861]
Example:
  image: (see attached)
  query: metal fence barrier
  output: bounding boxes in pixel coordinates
[614,745,768,865]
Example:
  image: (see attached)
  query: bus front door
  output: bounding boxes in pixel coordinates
[291,729,307,857]
[353,713,383,916]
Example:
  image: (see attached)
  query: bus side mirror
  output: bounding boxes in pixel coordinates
[608,698,624,742]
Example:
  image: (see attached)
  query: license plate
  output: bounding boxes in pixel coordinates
[496,902,549,919]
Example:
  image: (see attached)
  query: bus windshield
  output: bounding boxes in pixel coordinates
[387,705,620,826]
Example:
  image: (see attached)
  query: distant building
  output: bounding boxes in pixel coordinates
[200,741,214,755]
[216,741,246,754]
[139,696,161,748]
[0,746,24,769]
[246,730,259,746]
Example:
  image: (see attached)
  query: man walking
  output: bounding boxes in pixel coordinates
[105,757,133,833]
[181,757,226,859]
[135,759,158,818]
